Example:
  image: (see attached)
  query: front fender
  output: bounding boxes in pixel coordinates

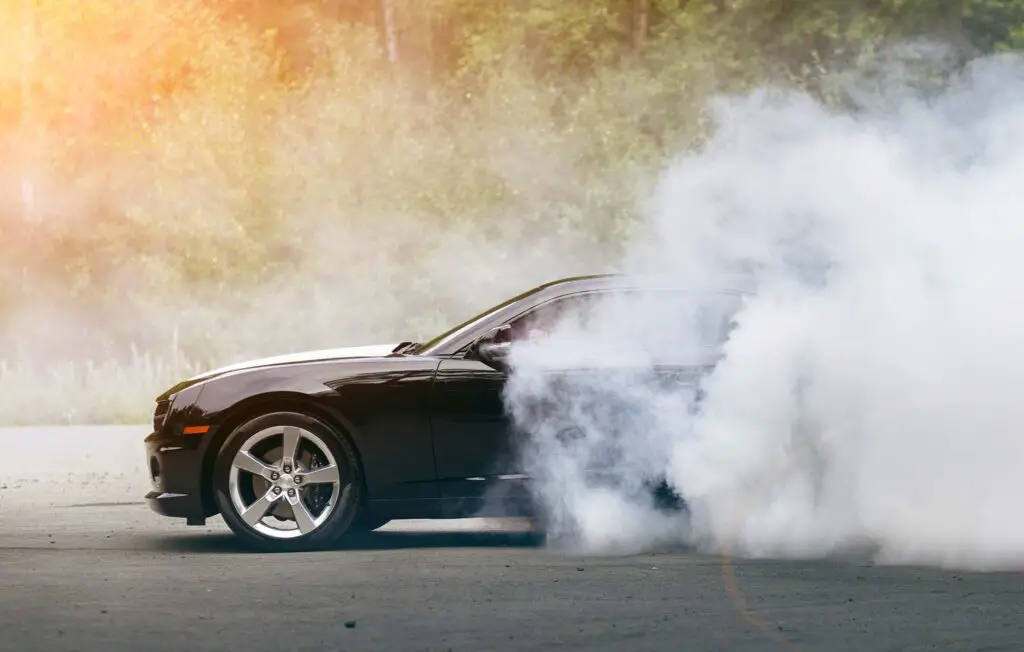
[184,357,443,503]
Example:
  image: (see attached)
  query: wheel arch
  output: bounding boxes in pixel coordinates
[199,391,368,517]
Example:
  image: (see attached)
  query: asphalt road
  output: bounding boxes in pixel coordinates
[2,428,1024,652]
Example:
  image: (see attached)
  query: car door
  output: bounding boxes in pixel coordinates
[431,356,512,499]
[429,291,607,500]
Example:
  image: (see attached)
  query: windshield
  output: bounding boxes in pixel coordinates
[416,285,745,356]
[414,284,550,354]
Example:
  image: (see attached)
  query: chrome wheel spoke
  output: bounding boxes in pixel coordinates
[281,426,302,470]
[286,491,317,534]
[227,423,345,541]
[301,464,340,485]
[241,489,280,527]
[233,451,277,479]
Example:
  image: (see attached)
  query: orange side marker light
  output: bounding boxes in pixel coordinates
[182,425,210,435]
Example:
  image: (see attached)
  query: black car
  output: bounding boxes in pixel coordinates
[145,274,748,551]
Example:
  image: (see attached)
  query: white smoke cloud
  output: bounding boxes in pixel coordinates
[504,50,1024,570]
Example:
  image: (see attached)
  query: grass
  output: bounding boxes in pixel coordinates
[0,353,206,426]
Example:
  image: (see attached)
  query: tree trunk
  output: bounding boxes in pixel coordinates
[632,0,650,49]
[19,0,39,220]
[940,0,972,65]
[422,2,434,80]
[380,0,399,64]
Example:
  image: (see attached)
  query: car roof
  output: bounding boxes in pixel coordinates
[535,273,756,295]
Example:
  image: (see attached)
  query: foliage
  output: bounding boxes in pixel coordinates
[0,0,1022,424]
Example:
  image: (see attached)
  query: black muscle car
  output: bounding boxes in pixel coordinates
[144,274,747,551]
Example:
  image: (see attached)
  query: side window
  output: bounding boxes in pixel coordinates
[506,292,606,343]
[501,289,742,348]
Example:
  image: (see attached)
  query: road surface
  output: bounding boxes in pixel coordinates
[1,427,1022,651]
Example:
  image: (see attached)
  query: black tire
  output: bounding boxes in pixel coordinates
[525,495,580,548]
[349,514,390,532]
[527,479,685,547]
[649,478,687,514]
[213,411,364,552]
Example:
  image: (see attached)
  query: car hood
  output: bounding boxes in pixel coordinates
[186,343,401,383]
[157,342,402,402]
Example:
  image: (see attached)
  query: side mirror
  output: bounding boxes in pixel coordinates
[469,325,512,370]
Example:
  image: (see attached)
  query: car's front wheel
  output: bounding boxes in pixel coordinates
[212,411,363,552]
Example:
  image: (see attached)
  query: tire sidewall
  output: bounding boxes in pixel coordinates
[213,410,363,552]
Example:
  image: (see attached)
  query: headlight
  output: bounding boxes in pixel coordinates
[153,397,172,433]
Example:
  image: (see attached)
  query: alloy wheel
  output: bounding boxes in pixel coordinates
[227,424,350,539]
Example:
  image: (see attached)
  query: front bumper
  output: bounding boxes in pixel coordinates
[144,433,208,525]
